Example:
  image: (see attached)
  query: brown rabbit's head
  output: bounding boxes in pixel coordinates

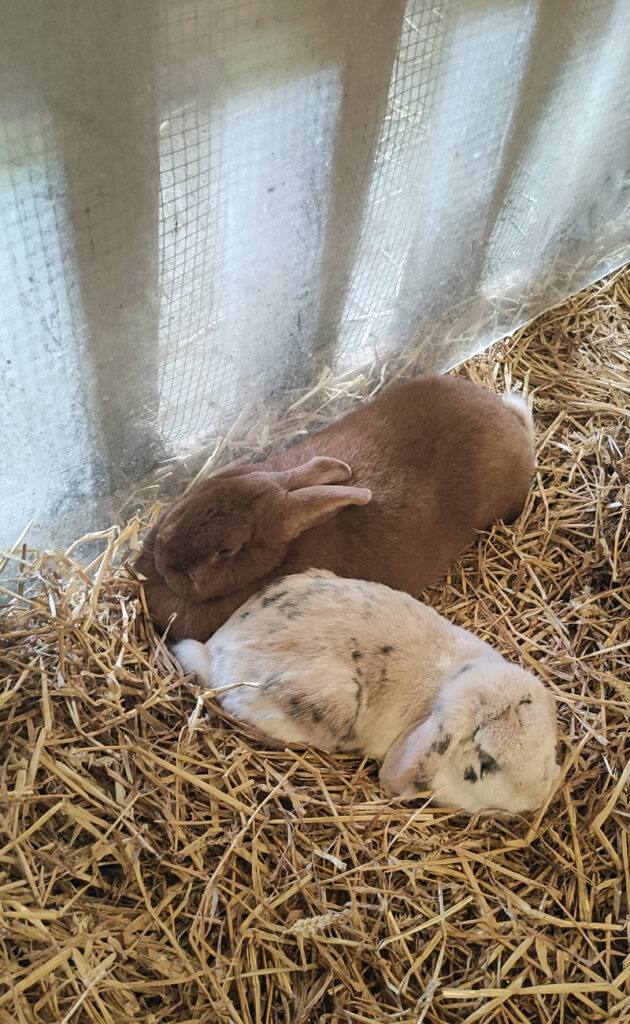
[152,456,371,602]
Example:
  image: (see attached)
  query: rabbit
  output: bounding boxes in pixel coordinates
[137,374,535,640]
[173,570,560,815]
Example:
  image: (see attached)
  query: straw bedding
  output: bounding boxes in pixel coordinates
[1,266,629,1024]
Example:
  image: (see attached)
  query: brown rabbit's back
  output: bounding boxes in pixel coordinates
[138,375,534,639]
[262,376,533,595]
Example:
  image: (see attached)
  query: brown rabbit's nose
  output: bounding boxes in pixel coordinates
[153,533,174,574]
[157,564,206,602]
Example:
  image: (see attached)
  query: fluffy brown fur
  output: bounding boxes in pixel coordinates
[136,375,534,640]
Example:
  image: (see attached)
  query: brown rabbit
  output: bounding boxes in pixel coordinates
[136,375,535,640]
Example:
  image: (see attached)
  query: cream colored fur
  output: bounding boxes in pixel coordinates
[174,570,559,814]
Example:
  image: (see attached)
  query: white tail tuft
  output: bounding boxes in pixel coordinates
[502,392,534,443]
[172,639,213,685]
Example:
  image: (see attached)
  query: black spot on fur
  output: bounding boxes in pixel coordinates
[380,645,394,655]
[352,650,362,661]
[433,732,452,755]
[478,748,500,776]
[519,696,533,705]
[413,774,428,791]
[310,577,336,593]
[339,676,364,744]
[288,696,307,719]
[262,672,284,694]
[464,765,478,783]
[311,707,324,724]
[452,662,473,680]
[239,609,251,620]
[278,598,304,620]
[262,589,289,607]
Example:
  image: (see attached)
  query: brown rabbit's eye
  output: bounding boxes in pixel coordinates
[218,548,233,558]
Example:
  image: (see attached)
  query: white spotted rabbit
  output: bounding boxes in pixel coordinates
[173,571,560,814]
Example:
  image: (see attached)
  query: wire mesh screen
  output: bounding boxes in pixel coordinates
[1,0,629,550]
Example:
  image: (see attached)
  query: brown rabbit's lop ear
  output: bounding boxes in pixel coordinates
[281,484,372,541]
[273,456,353,492]
[379,716,440,799]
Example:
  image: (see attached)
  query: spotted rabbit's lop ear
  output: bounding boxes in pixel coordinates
[381,659,561,815]
[379,716,441,799]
